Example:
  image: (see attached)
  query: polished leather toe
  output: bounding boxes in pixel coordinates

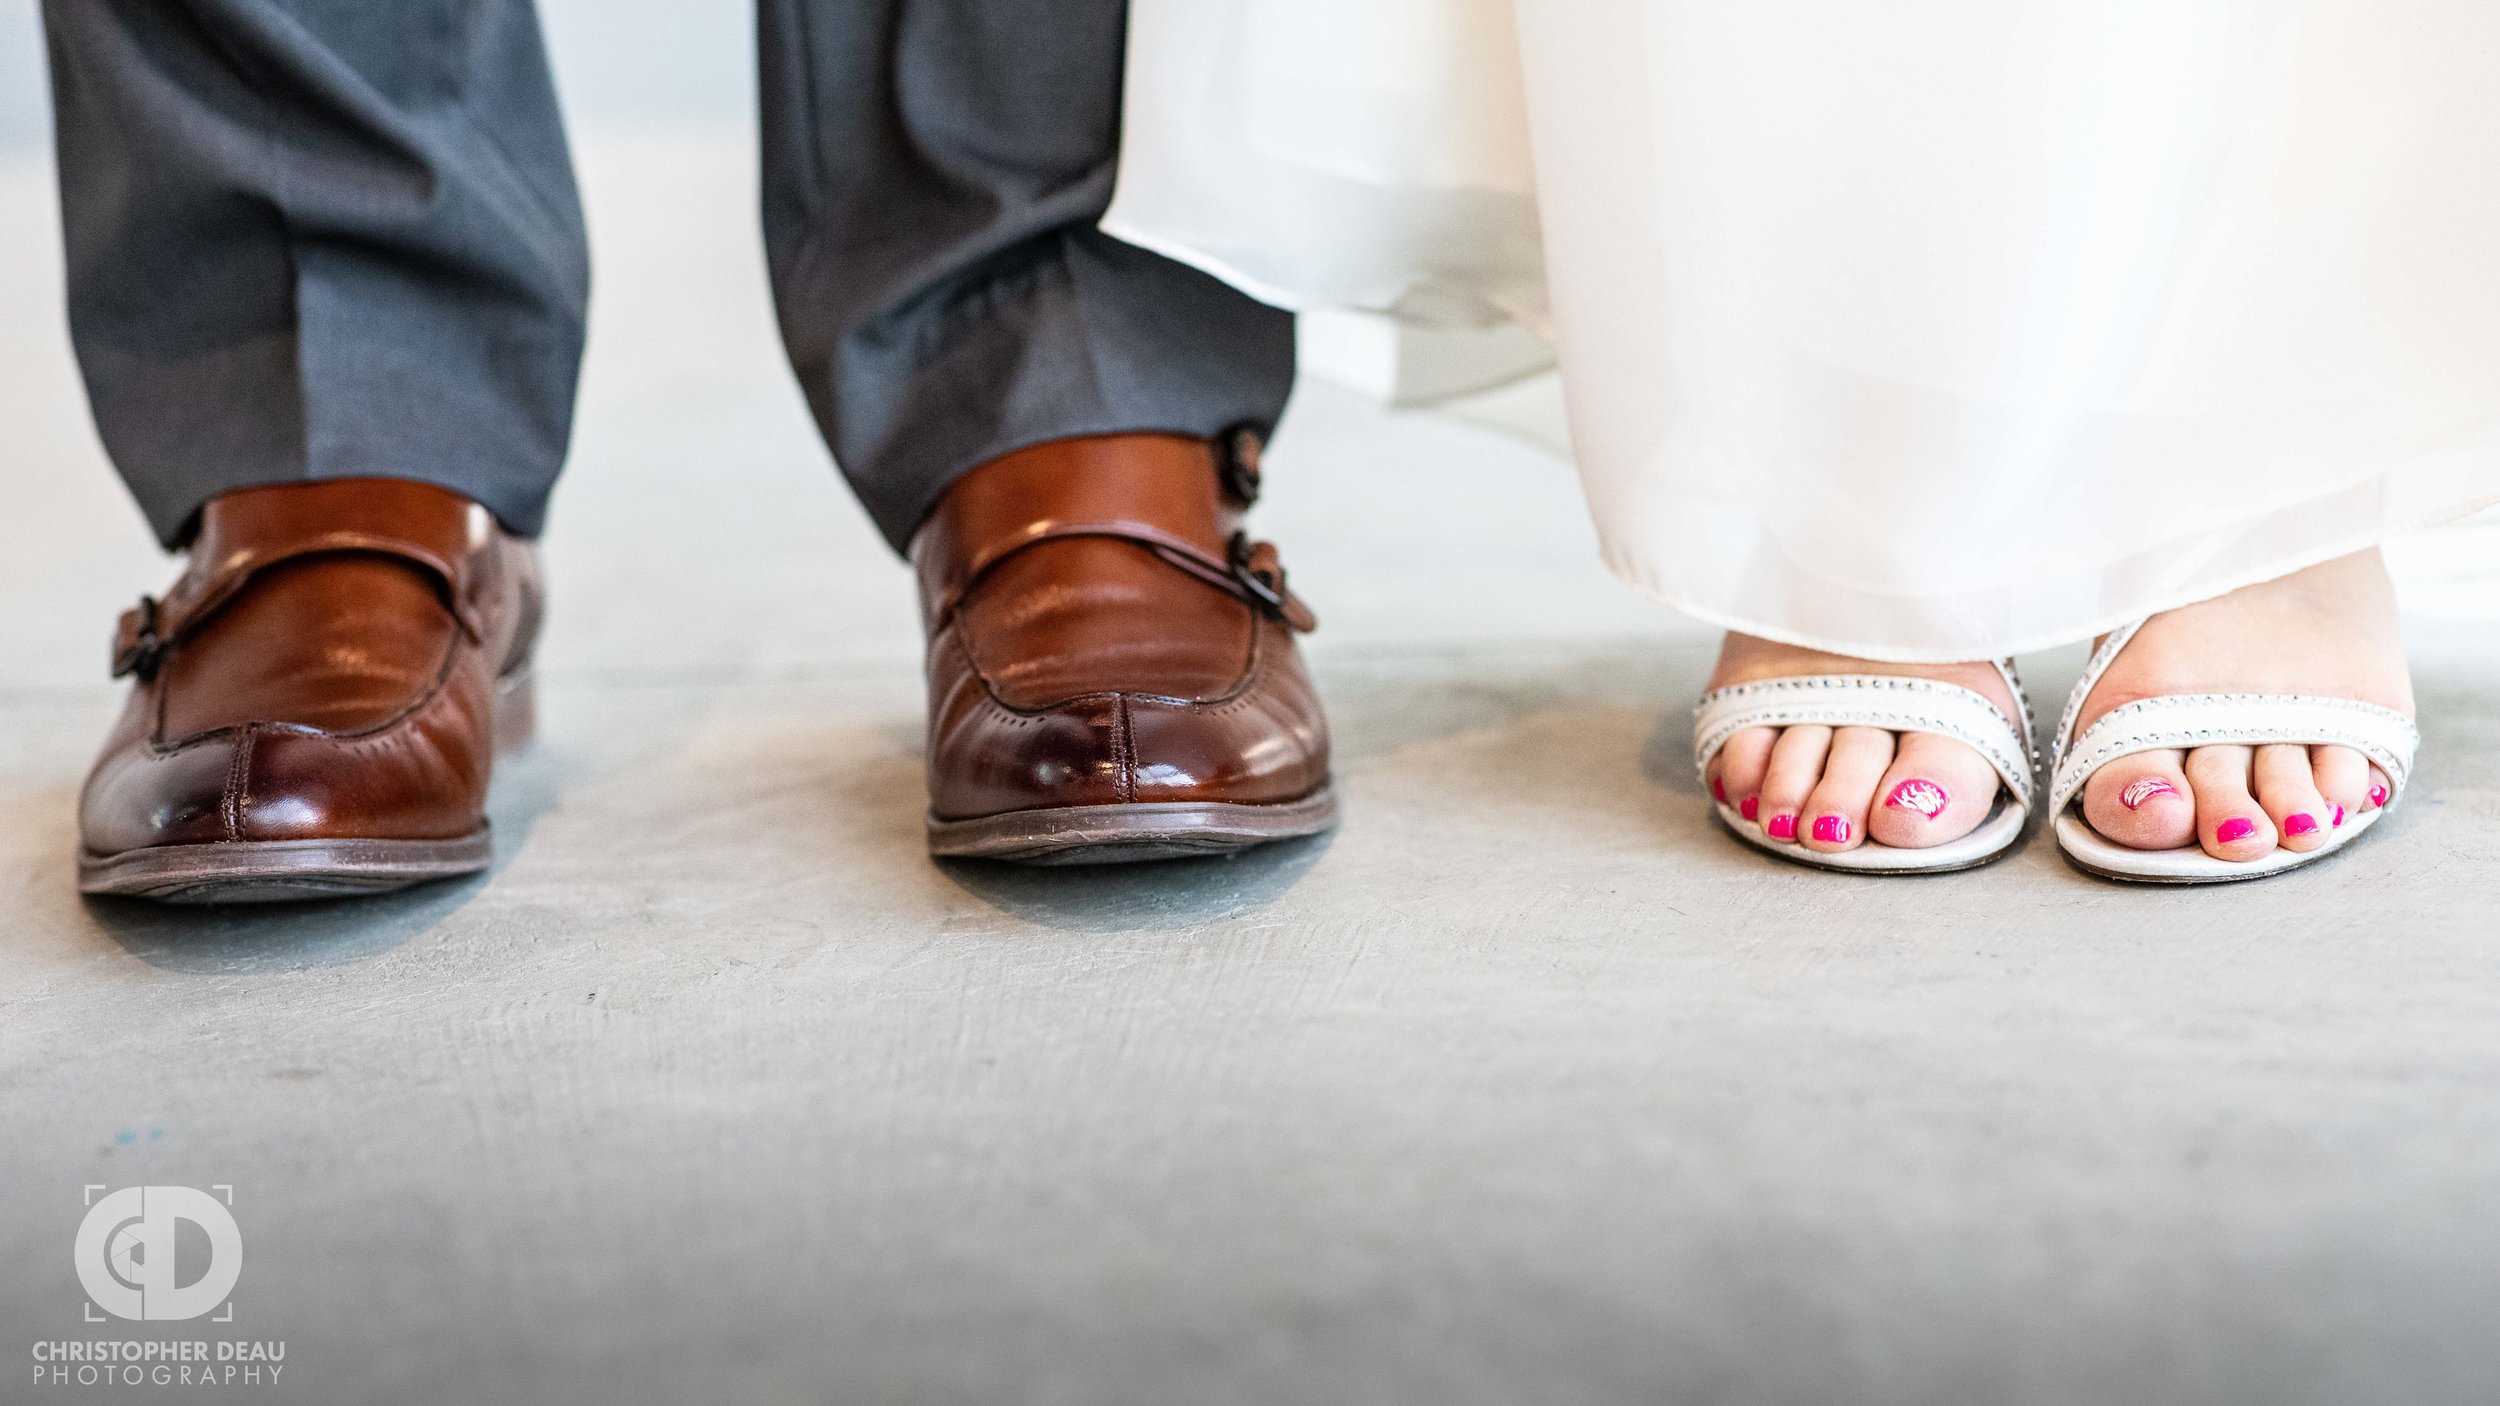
[78,732,244,856]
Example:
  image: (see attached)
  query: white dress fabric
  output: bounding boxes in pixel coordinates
[1106,1,2500,661]
[1105,0,1546,333]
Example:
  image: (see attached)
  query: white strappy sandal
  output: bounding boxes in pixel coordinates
[2048,620,2419,884]
[1693,665,2039,874]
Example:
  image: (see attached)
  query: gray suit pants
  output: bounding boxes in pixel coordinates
[40,0,1294,549]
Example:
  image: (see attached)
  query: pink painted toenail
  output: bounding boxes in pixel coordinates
[1811,815,1850,844]
[2332,804,2346,827]
[1884,779,1948,819]
[2119,777,2179,810]
[1712,777,1728,804]
[2368,784,2389,808]
[1766,813,1798,840]
[2215,817,2258,844]
[2282,813,2319,837]
[1739,796,1759,821]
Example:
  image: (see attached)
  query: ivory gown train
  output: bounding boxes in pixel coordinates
[1106,0,2500,662]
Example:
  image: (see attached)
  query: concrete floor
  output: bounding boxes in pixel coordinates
[8,9,2500,1404]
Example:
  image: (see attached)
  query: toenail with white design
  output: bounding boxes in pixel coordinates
[2119,776,2178,810]
[1884,779,1948,818]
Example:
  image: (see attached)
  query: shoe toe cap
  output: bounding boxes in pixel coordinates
[80,736,242,855]
[1122,693,1326,804]
[928,689,1329,819]
[81,723,489,856]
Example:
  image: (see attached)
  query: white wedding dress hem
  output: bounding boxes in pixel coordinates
[1599,490,2500,665]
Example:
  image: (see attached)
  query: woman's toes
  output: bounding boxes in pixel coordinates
[1713,726,1778,820]
[2254,744,2333,852]
[2365,764,2394,812]
[2307,745,2367,830]
[1867,732,2001,849]
[1757,724,1833,841]
[1801,726,1895,852]
[2184,744,2275,861]
[2080,750,2195,851]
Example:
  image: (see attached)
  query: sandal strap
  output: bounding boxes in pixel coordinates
[2049,692,2418,815]
[2048,617,2147,760]
[1694,663,2038,806]
[2048,617,2419,814]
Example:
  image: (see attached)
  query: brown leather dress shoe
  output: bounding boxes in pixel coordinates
[913,431,1337,864]
[78,479,541,903]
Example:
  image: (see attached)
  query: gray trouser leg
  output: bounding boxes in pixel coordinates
[757,0,1296,552]
[42,0,588,545]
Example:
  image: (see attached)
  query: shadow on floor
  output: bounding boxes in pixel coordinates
[936,830,1335,934]
[1640,703,1704,800]
[84,874,492,975]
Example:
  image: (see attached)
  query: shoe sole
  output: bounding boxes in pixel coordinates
[926,787,1339,866]
[78,668,533,905]
[77,833,498,904]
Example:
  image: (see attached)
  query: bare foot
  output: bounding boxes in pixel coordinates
[1704,637,2024,856]
[2068,550,2410,863]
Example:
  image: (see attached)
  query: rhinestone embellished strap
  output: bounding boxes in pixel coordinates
[2049,618,2143,763]
[2047,618,2419,815]
[1694,669,2039,806]
[2048,692,2418,816]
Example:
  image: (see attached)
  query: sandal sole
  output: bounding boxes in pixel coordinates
[1710,796,2027,876]
[2051,809,2381,885]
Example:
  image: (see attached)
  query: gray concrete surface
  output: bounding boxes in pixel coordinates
[8,6,2500,1403]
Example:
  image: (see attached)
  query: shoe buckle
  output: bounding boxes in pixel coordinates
[1230,527,1290,610]
[111,596,165,681]
[1215,425,1264,507]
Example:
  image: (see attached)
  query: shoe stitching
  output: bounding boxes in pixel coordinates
[1111,694,1135,804]
[220,725,257,842]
